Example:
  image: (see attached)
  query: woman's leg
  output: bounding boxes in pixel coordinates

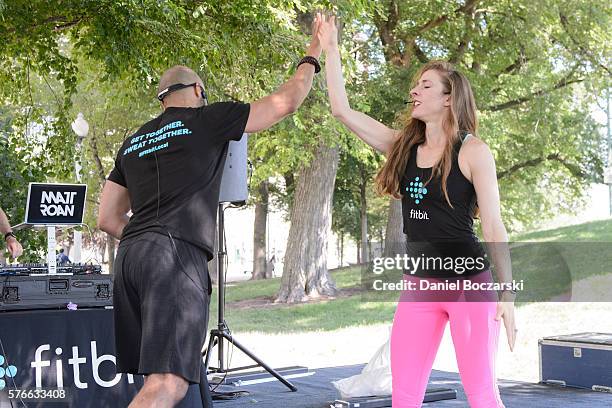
[391,300,448,408]
[447,301,505,408]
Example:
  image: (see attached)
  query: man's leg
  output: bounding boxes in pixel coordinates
[129,373,189,408]
[118,233,211,407]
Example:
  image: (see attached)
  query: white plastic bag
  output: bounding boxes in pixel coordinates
[332,336,392,398]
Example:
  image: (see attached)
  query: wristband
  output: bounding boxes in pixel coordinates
[297,56,321,74]
[4,231,16,241]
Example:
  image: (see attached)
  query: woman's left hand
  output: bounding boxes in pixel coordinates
[495,298,517,352]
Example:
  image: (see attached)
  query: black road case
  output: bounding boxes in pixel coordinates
[539,332,612,393]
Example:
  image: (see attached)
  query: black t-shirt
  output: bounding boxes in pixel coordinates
[108,102,250,260]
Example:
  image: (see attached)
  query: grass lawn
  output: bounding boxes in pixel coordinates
[209,266,397,334]
[209,218,612,334]
[512,218,612,241]
[510,218,612,301]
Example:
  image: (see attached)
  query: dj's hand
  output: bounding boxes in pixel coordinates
[6,236,23,259]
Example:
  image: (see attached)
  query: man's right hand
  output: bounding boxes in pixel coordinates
[306,12,323,59]
[244,12,323,134]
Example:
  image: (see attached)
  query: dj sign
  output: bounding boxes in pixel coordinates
[25,183,87,225]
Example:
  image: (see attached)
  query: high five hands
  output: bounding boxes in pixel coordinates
[317,13,339,53]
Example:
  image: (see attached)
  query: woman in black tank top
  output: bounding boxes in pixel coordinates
[319,15,514,407]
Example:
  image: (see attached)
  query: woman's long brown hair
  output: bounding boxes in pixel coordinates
[375,61,479,211]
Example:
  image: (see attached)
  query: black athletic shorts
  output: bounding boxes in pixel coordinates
[113,231,212,383]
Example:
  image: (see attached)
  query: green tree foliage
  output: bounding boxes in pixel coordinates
[364,0,610,232]
[0,108,47,261]
[0,0,609,277]
[0,1,339,261]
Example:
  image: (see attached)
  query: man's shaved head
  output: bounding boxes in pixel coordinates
[157,65,206,108]
[157,65,204,94]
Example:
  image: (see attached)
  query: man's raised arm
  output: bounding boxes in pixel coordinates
[245,13,322,133]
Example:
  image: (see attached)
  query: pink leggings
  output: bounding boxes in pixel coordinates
[390,273,505,407]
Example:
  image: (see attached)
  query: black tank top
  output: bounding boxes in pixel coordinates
[400,133,490,277]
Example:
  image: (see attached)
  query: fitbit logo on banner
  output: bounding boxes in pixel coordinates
[0,355,18,390]
[31,341,138,389]
[40,191,78,217]
[406,176,428,204]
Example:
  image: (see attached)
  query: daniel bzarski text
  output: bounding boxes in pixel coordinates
[372,279,524,292]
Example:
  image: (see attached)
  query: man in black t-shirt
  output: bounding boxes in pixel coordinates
[98,15,323,408]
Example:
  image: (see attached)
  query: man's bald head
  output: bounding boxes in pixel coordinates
[157,65,206,109]
[158,65,204,93]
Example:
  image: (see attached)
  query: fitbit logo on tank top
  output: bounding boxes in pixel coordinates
[409,209,429,220]
[406,176,428,204]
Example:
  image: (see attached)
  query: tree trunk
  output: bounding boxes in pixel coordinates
[91,131,118,274]
[106,234,116,273]
[276,142,340,303]
[339,233,344,267]
[383,198,406,257]
[251,180,269,280]
[359,179,368,264]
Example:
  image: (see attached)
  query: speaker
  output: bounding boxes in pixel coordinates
[219,133,248,204]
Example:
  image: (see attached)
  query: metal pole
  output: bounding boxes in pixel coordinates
[607,89,611,216]
[74,138,83,263]
[265,206,269,277]
[217,203,225,371]
[47,226,57,274]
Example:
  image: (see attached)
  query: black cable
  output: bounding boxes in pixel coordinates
[153,148,206,294]
[0,336,25,407]
[211,390,250,400]
[223,205,230,314]
[209,321,244,398]
[167,231,205,293]
[154,152,161,220]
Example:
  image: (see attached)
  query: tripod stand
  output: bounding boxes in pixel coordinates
[203,203,297,392]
